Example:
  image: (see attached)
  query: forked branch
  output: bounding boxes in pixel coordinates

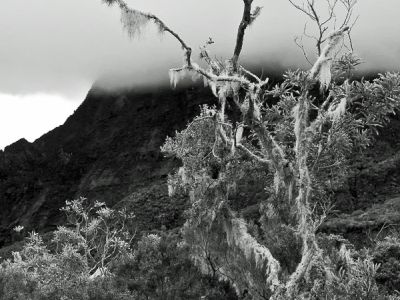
[289,0,357,57]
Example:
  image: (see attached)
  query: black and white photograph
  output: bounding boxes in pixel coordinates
[1,0,400,299]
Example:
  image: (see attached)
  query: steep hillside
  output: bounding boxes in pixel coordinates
[0,85,215,247]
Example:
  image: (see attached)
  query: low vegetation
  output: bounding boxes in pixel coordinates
[0,198,236,300]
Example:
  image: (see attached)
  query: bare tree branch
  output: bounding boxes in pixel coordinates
[289,0,357,58]
[232,0,254,71]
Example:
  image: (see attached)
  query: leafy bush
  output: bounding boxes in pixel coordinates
[0,198,136,300]
[0,232,88,300]
[373,235,400,293]
[0,198,237,300]
[58,197,135,274]
[113,231,237,300]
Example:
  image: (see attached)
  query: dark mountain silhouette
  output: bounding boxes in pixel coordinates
[0,85,215,247]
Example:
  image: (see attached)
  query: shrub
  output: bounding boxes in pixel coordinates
[113,231,237,300]
[0,198,136,300]
[0,232,89,300]
[373,235,400,293]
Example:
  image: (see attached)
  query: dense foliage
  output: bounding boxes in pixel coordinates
[0,198,236,300]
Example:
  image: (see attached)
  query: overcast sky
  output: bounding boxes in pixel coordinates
[1,0,400,149]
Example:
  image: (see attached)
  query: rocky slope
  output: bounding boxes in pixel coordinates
[0,85,215,247]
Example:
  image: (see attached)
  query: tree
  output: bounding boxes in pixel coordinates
[103,0,400,298]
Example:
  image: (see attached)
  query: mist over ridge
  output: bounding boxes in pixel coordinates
[0,0,399,97]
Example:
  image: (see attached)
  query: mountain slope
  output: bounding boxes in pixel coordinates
[0,85,215,247]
